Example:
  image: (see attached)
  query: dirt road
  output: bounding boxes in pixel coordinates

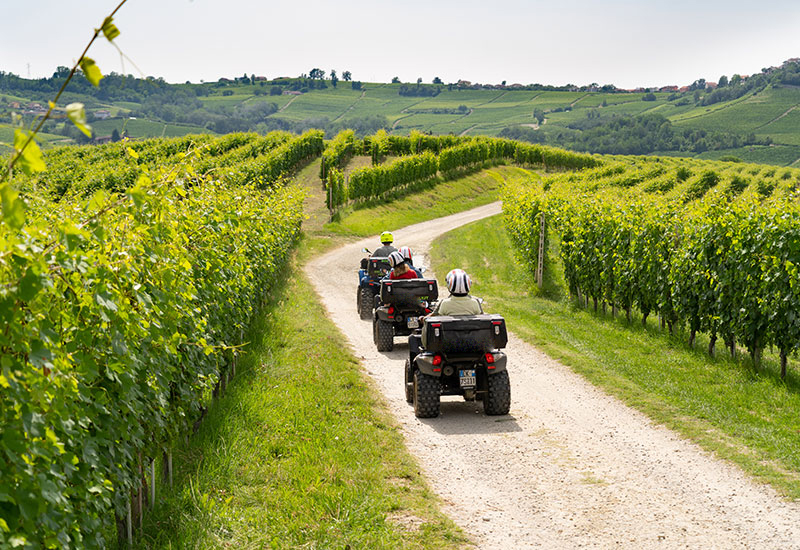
[305,203,800,549]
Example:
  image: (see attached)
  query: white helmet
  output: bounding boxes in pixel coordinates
[446,269,471,295]
[398,246,413,263]
[388,250,406,268]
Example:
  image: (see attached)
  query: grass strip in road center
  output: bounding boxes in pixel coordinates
[430,215,800,501]
[137,246,467,549]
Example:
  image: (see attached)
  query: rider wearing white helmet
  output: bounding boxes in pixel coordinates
[372,231,397,257]
[416,269,483,353]
[397,246,423,277]
[432,269,483,316]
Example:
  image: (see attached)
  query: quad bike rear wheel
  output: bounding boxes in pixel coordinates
[358,286,374,320]
[375,319,394,351]
[484,370,511,416]
[413,370,440,418]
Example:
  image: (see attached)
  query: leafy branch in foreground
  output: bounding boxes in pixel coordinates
[1,0,128,196]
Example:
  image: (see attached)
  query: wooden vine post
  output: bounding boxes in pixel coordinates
[536,211,546,289]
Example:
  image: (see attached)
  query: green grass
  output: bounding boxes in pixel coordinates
[137,245,468,549]
[324,164,535,237]
[429,215,800,500]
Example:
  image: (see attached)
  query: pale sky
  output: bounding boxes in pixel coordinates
[2,0,800,89]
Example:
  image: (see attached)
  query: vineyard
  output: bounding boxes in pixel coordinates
[503,155,800,377]
[4,124,800,547]
[0,131,321,547]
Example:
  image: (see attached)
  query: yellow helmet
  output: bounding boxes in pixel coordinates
[380,231,394,244]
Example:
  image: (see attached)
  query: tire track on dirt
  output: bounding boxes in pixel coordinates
[305,203,800,549]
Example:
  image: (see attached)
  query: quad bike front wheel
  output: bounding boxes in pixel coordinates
[404,360,414,403]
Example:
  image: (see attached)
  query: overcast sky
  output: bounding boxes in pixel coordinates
[2,0,800,89]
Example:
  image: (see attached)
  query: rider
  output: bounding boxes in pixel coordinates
[397,246,423,277]
[371,231,397,258]
[410,269,483,361]
[387,250,419,280]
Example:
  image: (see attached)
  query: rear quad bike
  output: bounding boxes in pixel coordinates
[405,314,511,418]
[357,249,391,320]
[373,278,438,352]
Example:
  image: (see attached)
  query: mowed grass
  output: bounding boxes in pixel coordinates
[324,164,535,237]
[137,247,468,549]
[430,215,800,500]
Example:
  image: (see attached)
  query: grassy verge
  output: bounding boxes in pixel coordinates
[324,165,534,237]
[430,215,800,500]
[137,241,468,549]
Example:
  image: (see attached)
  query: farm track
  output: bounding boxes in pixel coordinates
[332,90,366,122]
[278,94,300,113]
[754,104,799,131]
[305,203,800,549]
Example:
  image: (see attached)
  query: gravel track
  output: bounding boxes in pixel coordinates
[305,202,800,549]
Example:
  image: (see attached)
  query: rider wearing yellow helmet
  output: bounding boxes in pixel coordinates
[372,231,397,257]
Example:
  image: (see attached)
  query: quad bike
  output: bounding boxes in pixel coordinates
[405,314,511,418]
[373,278,438,352]
[357,248,391,320]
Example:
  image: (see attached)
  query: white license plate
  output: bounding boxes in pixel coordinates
[459,369,476,387]
[407,316,419,329]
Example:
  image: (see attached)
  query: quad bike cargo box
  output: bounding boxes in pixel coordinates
[380,278,438,305]
[361,256,391,277]
[423,314,508,354]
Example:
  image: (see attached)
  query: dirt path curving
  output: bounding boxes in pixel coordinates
[304,203,800,549]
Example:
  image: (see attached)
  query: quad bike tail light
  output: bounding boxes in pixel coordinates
[432,354,443,366]
[485,352,496,369]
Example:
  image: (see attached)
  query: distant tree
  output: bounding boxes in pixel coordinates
[501,80,507,86]
[533,108,545,124]
[251,73,256,85]
[352,81,362,90]
[222,89,234,96]
[342,70,352,81]
[309,68,325,80]
[730,74,742,86]
[693,89,702,102]
[53,66,70,79]
[689,78,706,91]
[457,104,468,113]
[392,76,400,84]
[270,86,282,96]
[642,92,657,101]
[330,69,338,88]
[718,75,728,87]
[241,73,250,84]
[433,76,443,84]
[111,128,120,142]
[417,77,423,85]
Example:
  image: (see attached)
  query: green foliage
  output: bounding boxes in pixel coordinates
[502,154,800,374]
[0,135,306,547]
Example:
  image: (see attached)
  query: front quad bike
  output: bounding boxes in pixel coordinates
[373,278,438,352]
[405,314,510,418]
[357,250,391,320]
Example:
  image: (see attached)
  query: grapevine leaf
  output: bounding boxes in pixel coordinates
[0,516,8,532]
[29,340,53,369]
[13,129,46,175]
[79,57,103,86]
[19,267,43,302]
[0,182,26,230]
[100,16,120,41]
[126,146,139,159]
[66,103,92,138]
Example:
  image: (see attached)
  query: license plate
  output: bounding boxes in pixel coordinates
[459,369,476,387]
[406,316,419,329]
